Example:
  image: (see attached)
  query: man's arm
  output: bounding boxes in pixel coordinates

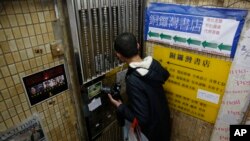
[115,81,149,126]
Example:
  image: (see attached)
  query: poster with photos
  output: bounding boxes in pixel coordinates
[22,64,68,106]
[0,113,47,141]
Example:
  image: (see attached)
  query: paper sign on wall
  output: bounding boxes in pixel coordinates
[153,45,232,123]
[146,3,248,58]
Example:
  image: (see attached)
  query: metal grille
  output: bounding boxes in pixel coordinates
[78,0,143,82]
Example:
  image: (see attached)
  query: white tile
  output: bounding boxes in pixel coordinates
[5,118,14,128]
[23,37,32,48]
[24,13,32,25]
[0,101,7,112]
[16,39,25,50]
[16,14,26,26]
[8,15,18,27]
[8,64,17,75]
[12,74,20,85]
[0,79,7,90]
[38,12,45,23]
[27,48,34,58]
[4,29,14,40]
[0,122,7,132]
[20,50,28,60]
[0,30,6,42]
[1,110,10,120]
[8,40,18,52]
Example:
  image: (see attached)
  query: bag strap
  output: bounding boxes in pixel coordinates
[131,118,142,141]
[131,118,139,129]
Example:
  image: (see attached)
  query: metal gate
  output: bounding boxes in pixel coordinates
[69,0,144,83]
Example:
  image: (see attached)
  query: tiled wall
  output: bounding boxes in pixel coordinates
[0,0,79,140]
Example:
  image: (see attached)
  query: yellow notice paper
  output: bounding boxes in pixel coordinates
[153,45,232,123]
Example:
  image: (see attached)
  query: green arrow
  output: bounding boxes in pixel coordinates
[187,38,201,46]
[148,31,159,37]
[202,41,218,48]
[173,36,186,43]
[160,33,171,40]
[218,43,231,51]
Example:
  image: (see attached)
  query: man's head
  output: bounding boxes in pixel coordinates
[30,87,36,95]
[114,32,139,61]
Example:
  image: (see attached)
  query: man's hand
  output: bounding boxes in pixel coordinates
[108,94,122,108]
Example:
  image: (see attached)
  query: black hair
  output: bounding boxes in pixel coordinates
[114,32,138,58]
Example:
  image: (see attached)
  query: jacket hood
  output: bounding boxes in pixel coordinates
[129,56,169,84]
[129,56,152,76]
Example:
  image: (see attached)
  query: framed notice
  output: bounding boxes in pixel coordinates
[22,64,68,106]
[0,114,47,141]
[153,45,232,123]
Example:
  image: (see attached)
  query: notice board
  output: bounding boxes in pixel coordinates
[153,45,232,123]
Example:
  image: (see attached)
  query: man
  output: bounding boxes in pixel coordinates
[30,87,37,95]
[108,32,171,141]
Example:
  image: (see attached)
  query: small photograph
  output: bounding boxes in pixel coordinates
[30,125,45,141]
[43,81,50,89]
[48,79,57,87]
[36,83,44,93]
[43,78,58,89]
[29,84,44,96]
[56,75,65,85]
[30,86,37,96]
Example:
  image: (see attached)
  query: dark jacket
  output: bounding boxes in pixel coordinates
[117,58,171,141]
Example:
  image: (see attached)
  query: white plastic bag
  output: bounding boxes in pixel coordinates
[127,118,148,141]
